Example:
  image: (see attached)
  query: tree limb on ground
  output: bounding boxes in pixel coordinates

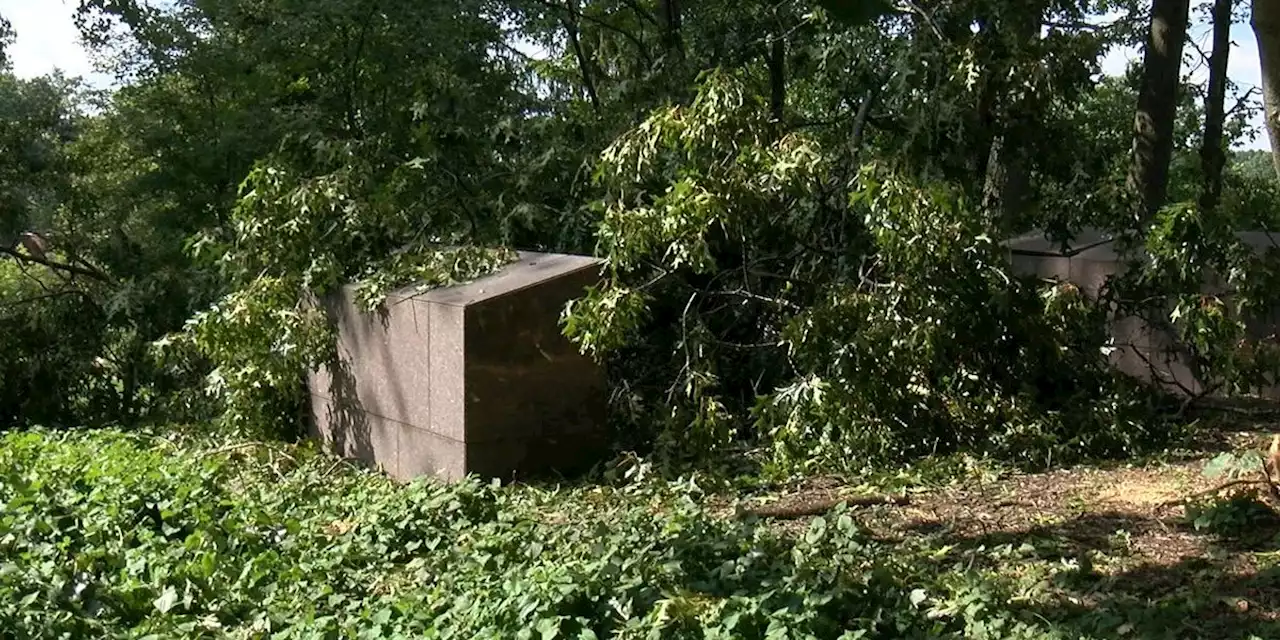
[203,441,299,465]
[736,492,910,520]
[1159,440,1280,510]
[1157,478,1273,510]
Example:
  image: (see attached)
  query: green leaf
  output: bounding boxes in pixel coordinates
[1202,452,1237,479]
[909,588,928,606]
[816,0,897,26]
[153,585,179,614]
[536,617,560,639]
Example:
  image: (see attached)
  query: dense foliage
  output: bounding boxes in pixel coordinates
[6,427,1272,639]
[9,4,1280,637]
[563,70,1188,471]
[7,3,1280,638]
[0,428,941,638]
[2,0,1280,472]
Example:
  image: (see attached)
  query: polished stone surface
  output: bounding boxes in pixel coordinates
[306,251,608,482]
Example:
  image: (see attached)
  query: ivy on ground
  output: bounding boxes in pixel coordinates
[0,427,1161,639]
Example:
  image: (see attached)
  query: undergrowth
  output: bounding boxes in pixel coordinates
[1,427,1263,639]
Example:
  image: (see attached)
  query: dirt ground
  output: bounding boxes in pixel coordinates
[724,423,1280,636]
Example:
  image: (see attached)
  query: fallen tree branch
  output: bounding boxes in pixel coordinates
[320,455,365,480]
[202,441,299,465]
[1158,437,1280,511]
[736,492,910,520]
[1192,399,1280,417]
[1156,478,1272,510]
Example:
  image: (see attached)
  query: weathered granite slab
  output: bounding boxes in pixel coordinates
[305,251,608,482]
[1005,228,1280,396]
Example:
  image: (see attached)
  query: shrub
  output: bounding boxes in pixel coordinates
[0,427,1105,639]
[565,70,1179,475]
[0,262,110,427]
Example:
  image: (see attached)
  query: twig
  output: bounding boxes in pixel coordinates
[267,448,287,482]
[528,0,653,66]
[320,456,364,480]
[1265,449,1280,503]
[894,0,944,40]
[0,290,91,308]
[203,441,299,465]
[1156,478,1271,509]
[710,288,801,310]
[1226,87,1261,117]
[1127,342,1202,399]
[737,493,910,520]
[203,442,261,456]
[1194,401,1280,418]
[0,245,112,283]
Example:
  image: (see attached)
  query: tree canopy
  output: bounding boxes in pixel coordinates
[1,0,1279,472]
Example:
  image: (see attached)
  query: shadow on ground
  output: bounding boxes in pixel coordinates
[897,509,1280,639]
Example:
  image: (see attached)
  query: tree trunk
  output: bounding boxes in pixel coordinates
[982,136,1031,234]
[659,0,683,61]
[1254,0,1280,179]
[562,0,601,113]
[981,3,1045,235]
[1129,0,1191,223]
[1199,0,1233,213]
[767,32,785,127]
[849,88,876,163]
[971,15,998,182]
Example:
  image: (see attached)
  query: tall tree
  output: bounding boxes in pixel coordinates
[1254,0,1280,179]
[1199,0,1233,213]
[981,1,1048,235]
[0,15,11,68]
[1128,0,1191,222]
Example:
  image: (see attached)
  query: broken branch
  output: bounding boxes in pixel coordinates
[0,245,112,283]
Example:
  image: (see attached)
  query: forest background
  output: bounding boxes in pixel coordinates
[6,1,1280,636]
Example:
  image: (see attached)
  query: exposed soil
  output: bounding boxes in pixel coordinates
[720,425,1280,634]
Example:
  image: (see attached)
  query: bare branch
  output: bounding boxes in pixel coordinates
[561,0,602,113]
[1226,86,1262,116]
[529,0,654,67]
[0,289,94,308]
[895,0,943,40]
[0,245,112,283]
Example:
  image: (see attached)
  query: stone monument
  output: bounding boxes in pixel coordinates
[305,251,609,482]
[1005,228,1280,396]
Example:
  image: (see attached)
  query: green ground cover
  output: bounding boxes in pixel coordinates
[4,427,1280,639]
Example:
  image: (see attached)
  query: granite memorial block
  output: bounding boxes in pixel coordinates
[305,251,608,482]
[1005,228,1280,397]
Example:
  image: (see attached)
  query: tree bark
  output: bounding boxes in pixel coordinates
[971,15,998,182]
[659,0,683,61]
[767,32,785,126]
[1199,0,1233,213]
[1129,0,1191,223]
[561,0,601,113]
[982,136,1031,234]
[1254,0,1280,179]
[981,3,1045,235]
[849,88,876,162]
